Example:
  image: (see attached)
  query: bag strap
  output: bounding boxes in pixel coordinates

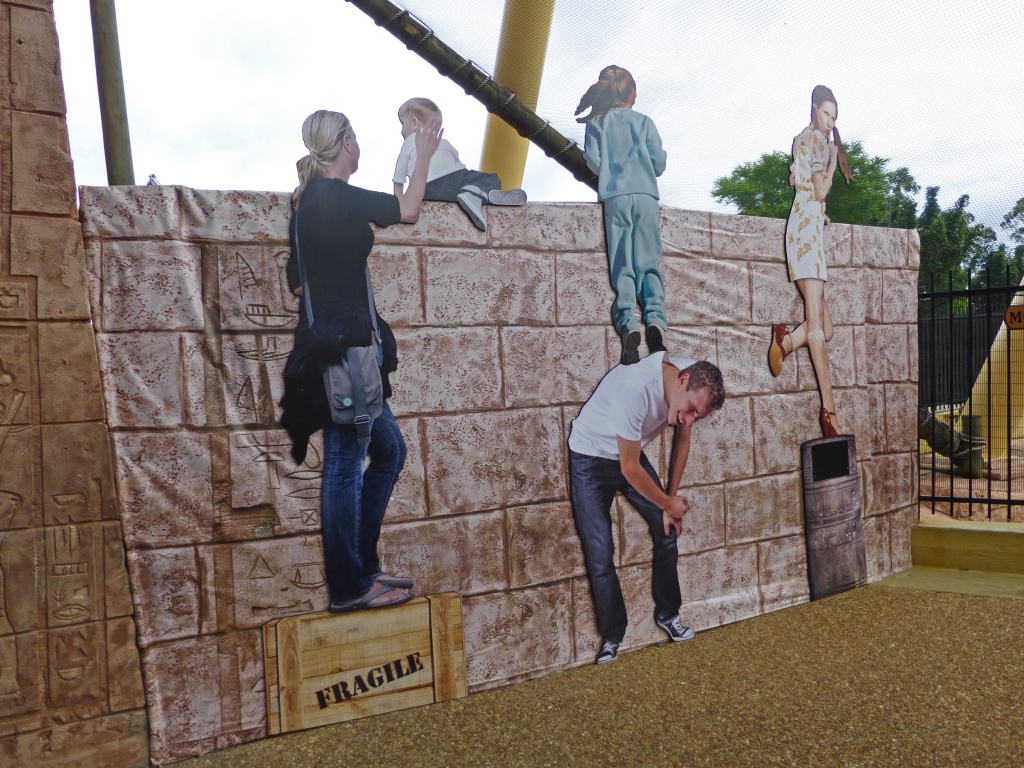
[293,208,317,329]
[293,207,375,445]
[346,345,372,445]
[365,264,380,343]
[356,257,380,446]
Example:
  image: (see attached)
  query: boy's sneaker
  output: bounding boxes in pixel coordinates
[487,188,527,206]
[656,615,695,642]
[620,329,642,365]
[646,324,667,354]
[457,190,487,231]
[595,640,620,664]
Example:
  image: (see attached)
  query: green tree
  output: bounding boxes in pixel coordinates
[972,242,1024,289]
[961,198,1024,314]
[1001,197,1024,244]
[885,167,920,230]
[711,141,919,227]
[1000,197,1024,278]
[917,188,952,288]
[708,151,794,219]
[919,189,1008,290]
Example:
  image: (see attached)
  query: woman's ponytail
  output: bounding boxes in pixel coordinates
[292,110,351,209]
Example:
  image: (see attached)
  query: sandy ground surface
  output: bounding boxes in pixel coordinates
[174,584,1024,768]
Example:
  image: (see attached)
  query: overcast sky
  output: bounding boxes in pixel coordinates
[54,0,1023,243]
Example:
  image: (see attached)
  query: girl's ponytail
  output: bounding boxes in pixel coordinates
[575,66,636,123]
[810,85,853,185]
[833,126,853,184]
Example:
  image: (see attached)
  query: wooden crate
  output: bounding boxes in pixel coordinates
[263,593,466,734]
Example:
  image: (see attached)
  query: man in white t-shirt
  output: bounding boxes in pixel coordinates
[568,352,725,664]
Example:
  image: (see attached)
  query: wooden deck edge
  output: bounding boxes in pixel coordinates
[912,518,1024,574]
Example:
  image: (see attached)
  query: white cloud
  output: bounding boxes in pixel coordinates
[55,0,1024,241]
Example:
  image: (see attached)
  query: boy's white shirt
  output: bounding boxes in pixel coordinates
[392,134,466,184]
[568,351,697,461]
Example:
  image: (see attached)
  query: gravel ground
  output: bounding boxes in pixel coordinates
[175,585,1024,768]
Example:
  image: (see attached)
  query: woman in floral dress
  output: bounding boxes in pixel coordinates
[767,85,852,436]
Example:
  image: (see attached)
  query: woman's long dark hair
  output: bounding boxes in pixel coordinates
[575,66,636,123]
[811,85,853,184]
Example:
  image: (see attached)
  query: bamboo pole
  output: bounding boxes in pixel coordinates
[344,0,597,191]
[89,0,135,185]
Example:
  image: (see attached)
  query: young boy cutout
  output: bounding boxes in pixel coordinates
[393,97,527,232]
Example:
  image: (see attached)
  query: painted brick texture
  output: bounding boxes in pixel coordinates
[0,2,148,765]
[80,186,918,761]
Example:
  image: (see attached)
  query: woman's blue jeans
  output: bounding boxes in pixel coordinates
[569,448,681,644]
[321,402,407,603]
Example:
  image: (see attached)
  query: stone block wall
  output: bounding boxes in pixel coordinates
[80,186,919,763]
[0,2,148,766]
[0,3,919,765]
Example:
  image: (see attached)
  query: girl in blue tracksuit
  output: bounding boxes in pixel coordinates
[577,66,668,365]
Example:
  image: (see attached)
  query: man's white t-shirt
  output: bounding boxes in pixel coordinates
[392,134,467,185]
[568,352,696,461]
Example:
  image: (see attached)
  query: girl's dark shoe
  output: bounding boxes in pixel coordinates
[620,329,642,365]
[646,324,667,354]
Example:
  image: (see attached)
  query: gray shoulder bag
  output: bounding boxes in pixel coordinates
[293,209,384,445]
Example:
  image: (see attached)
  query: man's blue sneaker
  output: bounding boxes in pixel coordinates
[596,640,620,664]
[657,615,695,642]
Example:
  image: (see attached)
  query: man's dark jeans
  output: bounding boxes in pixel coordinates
[568,448,681,644]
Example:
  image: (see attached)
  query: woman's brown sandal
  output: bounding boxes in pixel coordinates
[820,408,840,437]
[768,323,790,377]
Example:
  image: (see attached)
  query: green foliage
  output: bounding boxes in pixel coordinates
[1001,197,1024,244]
[918,188,1015,291]
[709,151,794,219]
[710,141,920,227]
[823,143,919,227]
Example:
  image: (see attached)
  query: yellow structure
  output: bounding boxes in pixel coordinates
[479,0,556,189]
[965,276,1024,460]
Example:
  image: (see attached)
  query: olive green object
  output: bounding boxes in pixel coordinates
[89,0,135,185]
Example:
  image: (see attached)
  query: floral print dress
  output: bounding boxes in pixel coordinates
[785,125,830,281]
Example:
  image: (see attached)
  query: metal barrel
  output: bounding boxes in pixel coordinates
[801,435,866,599]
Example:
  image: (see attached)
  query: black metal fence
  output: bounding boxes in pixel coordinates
[918,271,1024,520]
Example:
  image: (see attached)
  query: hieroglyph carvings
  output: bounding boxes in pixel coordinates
[1,5,148,763]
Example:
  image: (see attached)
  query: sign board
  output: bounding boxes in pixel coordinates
[1005,306,1024,330]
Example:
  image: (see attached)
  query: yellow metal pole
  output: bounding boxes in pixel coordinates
[479,0,555,189]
